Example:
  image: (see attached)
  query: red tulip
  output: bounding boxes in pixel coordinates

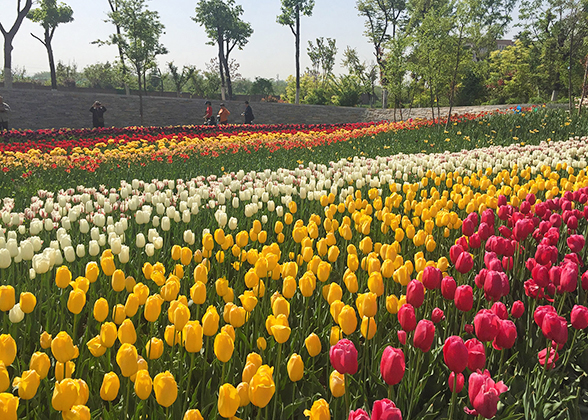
[531,265,549,288]
[511,301,524,318]
[571,305,588,330]
[481,209,495,226]
[534,305,557,326]
[397,304,416,332]
[380,347,405,386]
[454,285,473,312]
[448,372,464,393]
[540,312,568,344]
[371,398,402,420]
[413,320,435,352]
[449,245,464,265]
[330,338,358,375]
[581,271,588,290]
[422,266,442,290]
[491,302,508,320]
[455,252,474,274]
[538,347,559,370]
[469,233,482,249]
[465,370,508,419]
[535,244,557,265]
[441,276,457,300]
[397,330,406,345]
[431,308,445,324]
[483,271,504,302]
[443,336,468,373]
[462,218,476,237]
[465,338,486,371]
[478,222,493,241]
[567,234,585,253]
[492,319,517,350]
[558,263,578,293]
[348,409,370,420]
[406,280,424,308]
[474,310,500,342]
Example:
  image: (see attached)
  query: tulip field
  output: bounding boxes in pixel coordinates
[0,106,588,420]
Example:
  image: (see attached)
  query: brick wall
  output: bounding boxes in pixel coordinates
[0,88,545,130]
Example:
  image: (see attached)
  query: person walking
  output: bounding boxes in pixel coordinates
[217,103,230,124]
[0,96,11,131]
[203,100,216,125]
[90,101,107,128]
[242,101,254,124]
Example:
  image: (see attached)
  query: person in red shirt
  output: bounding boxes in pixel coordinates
[203,101,215,125]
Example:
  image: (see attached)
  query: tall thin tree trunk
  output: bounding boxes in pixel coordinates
[137,68,144,126]
[223,51,232,100]
[45,30,57,90]
[3,37,13,89]
[578,55,588,116]
[445,26,464,130]
[569,29,574,112]
[295,5,300,105]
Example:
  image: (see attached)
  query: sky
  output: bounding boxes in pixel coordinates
[1,0,379,80]
[1,0,519,81]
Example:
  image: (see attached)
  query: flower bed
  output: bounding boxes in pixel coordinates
[0,121,588,418]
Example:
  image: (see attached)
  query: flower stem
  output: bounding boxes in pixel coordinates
[448,374,458,420]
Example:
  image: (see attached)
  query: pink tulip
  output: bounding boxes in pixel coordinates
[448,372,464,393]
[443,336,468,373]
[571,305,588,330]
[422,266,442,290]
[348,409,370,420]
[538,347,559,370]
[398,304,416,332]
[330,338,358,375]
[465,370,508,419]
[511,301,525,318]
[406,280,424,308]
[413,320,435,353]
[455,252,474,274]
[431,308,445,324]
[371,398,402,420]
[441,276,457,300]
[454,285,473,312]
[492,319,517,350]
[474,310,500,342]
[380,347,405,386]
[465,338,486,372]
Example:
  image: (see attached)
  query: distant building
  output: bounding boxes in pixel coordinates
[471,39,515,61]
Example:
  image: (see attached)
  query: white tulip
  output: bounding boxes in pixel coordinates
[89,240,100,256]
[79,219,89,234]
[161,216,171,231]
[183,230,195,245]
[261,215,268,224]
[0,248,11,268]
[9,304,24,323]
[136,233,146,248]
[228,217,238,230]
[64,246,76,262]
[232,197,239,208]
[73,244,84,258]
[182,210,191,224]
[145,243,155,257]
[18,225,25,235]
[29,268,36,280]
[152,216,160,227]
[173,212,181,223]
[98,234,106,247]
[53,249,63,266]
[6,239,18,257]
[267,200,275,212]
[153,236,163,250]
[44,218,53,232]
[32,254,49,274]
[276,206,283,217]
[11,213,20,226]
[119,245,130,264]
[111,237,122,255]
[20,241,34,260]
[148,229,158,243]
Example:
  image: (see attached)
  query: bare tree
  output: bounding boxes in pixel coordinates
[1,0,34,89]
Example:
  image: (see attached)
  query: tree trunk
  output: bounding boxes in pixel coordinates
[295,6,300,105]
[45,29,57,90]
[3,36,13,89]
[445,27,464,131]
[218,36,226,101]
[569,29,574,112]
[578,55,588,116]
[1,0,33,90]
[223,51,233,100]
[382,88,388,109]
[137,67,144,126]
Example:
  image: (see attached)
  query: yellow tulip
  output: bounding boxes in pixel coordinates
[214,331,235,363]
[16,369,40,400]
[173,303,191,331]
[256,337,267,351]
[67,289,86,315]
[40,331,52,349]
[116,343,139,377]
[183,409,204,420]
[287,354,304,382]
[386,295,400,314]
[134,370,152,400]
[183,321,203,353]
[0,392,18,419]
[93,298,109,322]
[248,365,275,408]
[0,363,7,393]
[124,293,140,317]
[329,326,341,346]
[100,322,117,348]
[55,361,75,381]
[86,336,107,358]
[218,383,240,418]
[229,306,247,328]
[171,244,182,260]
[51,332,76,363]
[304,398,331,420]
[99,372,120,401]
[239,291,258,312]
[329,371,345,398]
[63,405,91,420]
[134,283,150,305]
[305,333,322,357]
[164,325,181,347]
[73,379,89,406]
[85,261,99,283]
[270,324,291,344]
[52,378,79,411]
[360,316,377,340]
[111,270,125,292]
[29,351,50,379]
[144,295,163,322]
[337,305,357,335]
[272,296,290,317]
[117,319,137,345]
[55,266,72,289]
[145,337,164,360]
[113,304,126,325]
[0,335,16,367]
[153,371,178,407]
[19,292,36,313]
[202,306,220,336]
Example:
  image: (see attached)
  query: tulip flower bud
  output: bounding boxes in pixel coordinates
[303,399,330,419]
[118,319,137,345]
[218,383,240,418]
[52,378,79,411]
[443,336,468,373]
[51,331,76,363]
[100,372,120,401]
[154,371,178,408]
[67,289,86,315]
[40,332,52,350]
[329,370,345,397]
[0,286,15,312]
[184,409,205,420]
[29,351,50,379]
[380,346,405,385]
[248,365,275,408]
[134,370,152,400]
[116,343,139,377]
[305,333,322,357]
[329,338,358,375]
[287,353,304,382]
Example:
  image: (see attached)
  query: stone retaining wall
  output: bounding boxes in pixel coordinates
[0,88,551,130]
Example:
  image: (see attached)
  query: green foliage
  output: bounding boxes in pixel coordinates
[277,0,315,27]
[81,62,125,90]
[167,62,196,96]
[250,77,274,96]
[307,37,337,82]
[486,41,535,104]
[331,75,364,107]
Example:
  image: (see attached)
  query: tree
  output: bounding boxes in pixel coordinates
[168,62,195,97]
[277,0,315,104]
[357,0,408,109]
[100,0,167,125]
[104,0,131,94]
[342,46,378,106]
[250,77,274,96]
[193,0,252,100]
[1,0,33,89]
[82,62,125,89]
[27,0,74,90]
[307,37,337,83]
